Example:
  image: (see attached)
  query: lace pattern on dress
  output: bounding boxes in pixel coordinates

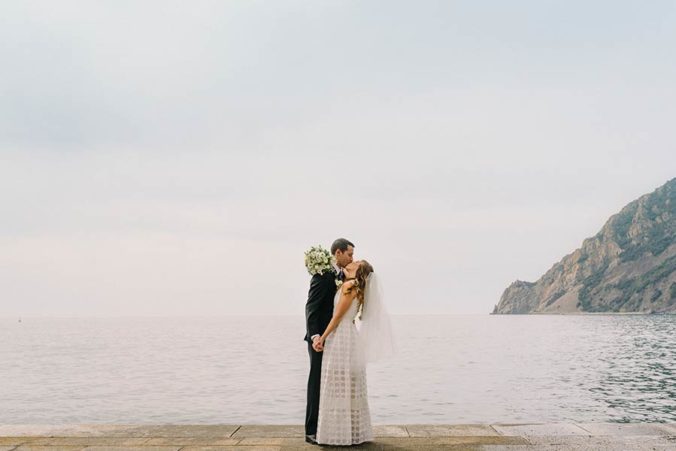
[316,290,373,445]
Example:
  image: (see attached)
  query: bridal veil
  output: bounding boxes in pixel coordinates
[356,272,396,364]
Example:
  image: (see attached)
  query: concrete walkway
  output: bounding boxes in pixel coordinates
[0,423,674,450]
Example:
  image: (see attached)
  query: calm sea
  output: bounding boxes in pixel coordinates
[1,315,674,424]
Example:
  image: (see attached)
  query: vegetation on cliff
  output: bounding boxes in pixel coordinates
[493,178,675,314]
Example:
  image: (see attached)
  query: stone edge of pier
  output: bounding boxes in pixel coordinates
[0,422,674,450]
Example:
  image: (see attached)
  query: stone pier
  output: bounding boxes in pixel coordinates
[0,423,674,450]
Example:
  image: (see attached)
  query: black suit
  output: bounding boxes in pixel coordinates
[304,270,337,436]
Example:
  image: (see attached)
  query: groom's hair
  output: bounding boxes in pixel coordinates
[331,238,354,254]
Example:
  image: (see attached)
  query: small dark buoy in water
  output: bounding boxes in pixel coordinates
[18,318,22,323]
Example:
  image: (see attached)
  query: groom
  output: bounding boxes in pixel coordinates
[303,238,354,444]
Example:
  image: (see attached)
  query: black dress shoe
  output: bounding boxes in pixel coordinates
[305,434,318,444]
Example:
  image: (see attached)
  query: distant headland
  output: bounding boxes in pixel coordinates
[493,177,675,314]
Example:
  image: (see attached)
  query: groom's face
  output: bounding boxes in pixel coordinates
[334,246,354,268]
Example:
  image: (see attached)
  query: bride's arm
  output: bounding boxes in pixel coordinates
[319,281,357,345]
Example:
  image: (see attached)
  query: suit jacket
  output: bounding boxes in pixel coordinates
[304,270,338,342]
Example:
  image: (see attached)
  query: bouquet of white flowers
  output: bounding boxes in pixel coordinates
[304,245,335,276]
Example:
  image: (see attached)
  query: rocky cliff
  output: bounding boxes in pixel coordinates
[492,178,676,314]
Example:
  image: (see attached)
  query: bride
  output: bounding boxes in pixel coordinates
[313,259,395,446]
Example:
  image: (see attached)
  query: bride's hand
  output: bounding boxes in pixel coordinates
[312,338,324,352]
[316,337,326,352]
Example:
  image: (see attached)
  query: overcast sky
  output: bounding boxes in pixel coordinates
[1,0,674,317]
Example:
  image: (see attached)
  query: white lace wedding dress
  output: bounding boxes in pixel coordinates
[316,285,373,445]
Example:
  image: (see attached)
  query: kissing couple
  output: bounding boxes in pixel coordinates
[303,238,395,446]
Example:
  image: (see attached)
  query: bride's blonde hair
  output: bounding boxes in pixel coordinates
[354,260,374,301]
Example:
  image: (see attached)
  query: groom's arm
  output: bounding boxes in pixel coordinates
[306,274,331,340]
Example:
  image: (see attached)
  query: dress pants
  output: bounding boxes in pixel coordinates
[305,340,323,436]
